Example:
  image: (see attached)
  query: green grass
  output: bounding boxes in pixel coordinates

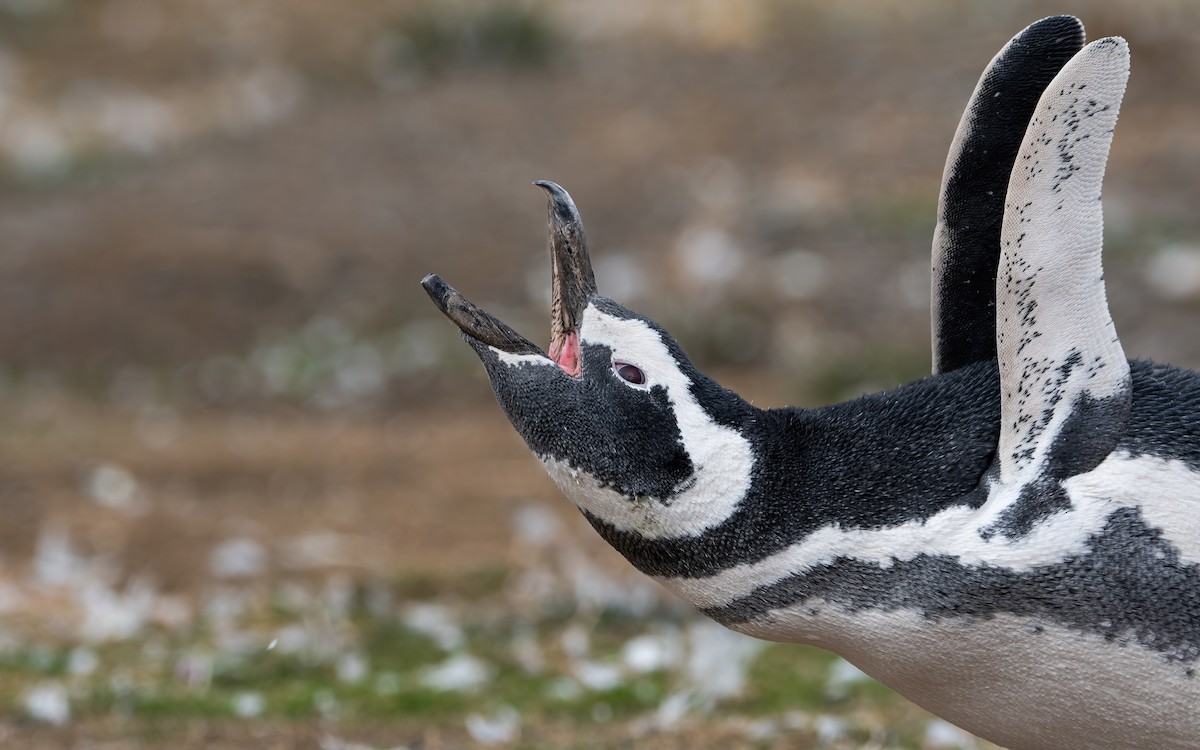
[0,571,963,748]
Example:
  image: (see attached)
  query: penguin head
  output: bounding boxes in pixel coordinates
[423,182,756,546]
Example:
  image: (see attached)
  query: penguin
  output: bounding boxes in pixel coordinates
[422,16,1200,750]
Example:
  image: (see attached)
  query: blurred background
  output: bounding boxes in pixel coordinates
[1,1,1198,747]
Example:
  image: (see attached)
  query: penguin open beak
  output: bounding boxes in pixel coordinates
[421,181,597,377]
[537,180,597,378]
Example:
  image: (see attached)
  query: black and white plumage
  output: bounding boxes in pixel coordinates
[422,16,1200,750]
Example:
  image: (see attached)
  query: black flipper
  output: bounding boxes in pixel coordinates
[931,16,1085,374]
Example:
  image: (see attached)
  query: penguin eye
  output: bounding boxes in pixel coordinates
[612,361,647,387]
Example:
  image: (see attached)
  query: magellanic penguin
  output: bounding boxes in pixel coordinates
[422,16,1200,750]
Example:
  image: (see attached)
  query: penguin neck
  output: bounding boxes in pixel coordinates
[681,366,763,431]
[582,359,1001,581]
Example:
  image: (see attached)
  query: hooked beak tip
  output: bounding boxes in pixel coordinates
[420,273,451,312]
[420,273,544,357]
[533,180,581,226]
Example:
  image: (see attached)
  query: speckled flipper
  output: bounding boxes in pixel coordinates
[994,38,1132,508]
[931,16,1084,374]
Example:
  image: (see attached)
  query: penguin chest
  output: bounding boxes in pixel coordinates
[741,607,1200,750]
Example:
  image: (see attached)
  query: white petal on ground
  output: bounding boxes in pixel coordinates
[402,603,463,651]
[622,629,682,674]
[420,654,492,692]
[77,578,156,642]
[209,538,268,578]
[561,550,659,616]
[271,624,313,655]
[684,620,765,701]
[67,648,99,676]
[231,691,265,718]
[510,626,544,673]
[511,504,562,547]
[924,718,979,749]
[32,527,90,586]
[465,706,520,745]
[814,714,849,744]
[559,624,590,660]
[572,660,623,692]
[654,691,692,728]
[23,683,70,726]
[336,652,369,684]
[82,462,140,511]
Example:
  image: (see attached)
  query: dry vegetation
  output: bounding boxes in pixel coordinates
[1,1,1198,747]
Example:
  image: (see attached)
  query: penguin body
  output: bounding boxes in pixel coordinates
[423,16,1200,750]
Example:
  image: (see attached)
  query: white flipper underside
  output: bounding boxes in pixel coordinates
[996,37,1131,486]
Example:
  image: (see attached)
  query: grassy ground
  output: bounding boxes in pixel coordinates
[0,568,940,749]
[0,387,998,749]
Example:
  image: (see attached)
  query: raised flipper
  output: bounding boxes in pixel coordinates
[931,16,1084,374]
[989,38,1132,537]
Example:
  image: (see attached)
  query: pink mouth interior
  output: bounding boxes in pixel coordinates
[549,332,581,377]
